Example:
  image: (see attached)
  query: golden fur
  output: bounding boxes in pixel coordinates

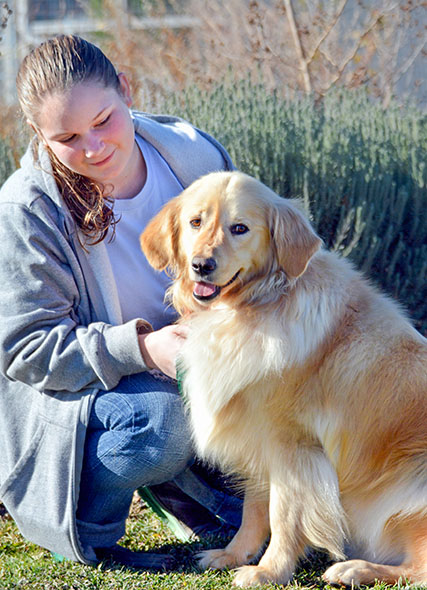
[140,171,427,588]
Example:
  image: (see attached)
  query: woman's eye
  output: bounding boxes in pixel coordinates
[230,223,249,235]
[190,218,202,229]
[59,135,76,144]
[96,114,111,127]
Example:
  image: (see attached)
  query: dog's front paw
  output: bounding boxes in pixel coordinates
[197,548,246,571]
[323,559,376,586]
[233,565,284,587]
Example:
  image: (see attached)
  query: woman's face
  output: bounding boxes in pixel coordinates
[34,75,144,198]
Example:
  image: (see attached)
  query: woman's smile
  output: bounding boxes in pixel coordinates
[89,149,116,167]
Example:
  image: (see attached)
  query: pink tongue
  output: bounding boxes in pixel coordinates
[193,281,218,297]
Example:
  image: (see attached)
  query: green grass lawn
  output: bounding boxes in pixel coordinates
[0,498,413,589]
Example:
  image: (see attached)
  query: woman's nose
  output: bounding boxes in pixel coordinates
[83,133,105,158]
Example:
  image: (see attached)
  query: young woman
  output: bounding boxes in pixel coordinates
[0,35,241,567]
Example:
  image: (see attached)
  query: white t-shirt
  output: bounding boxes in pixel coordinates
[105,135,183,329]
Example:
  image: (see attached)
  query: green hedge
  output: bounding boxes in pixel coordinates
[157,82,426,334]
[0,137,16,188]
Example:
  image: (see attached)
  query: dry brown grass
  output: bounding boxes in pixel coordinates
[97,0,425,109]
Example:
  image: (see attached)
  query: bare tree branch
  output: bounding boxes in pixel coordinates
[306,0,348,65]
[319,8,387,94]
[283,0,312,93]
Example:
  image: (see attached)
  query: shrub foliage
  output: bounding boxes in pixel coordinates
[158,82,426,333]
[0,136,16,188]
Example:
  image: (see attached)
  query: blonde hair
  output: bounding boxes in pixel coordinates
[16,35,124,244]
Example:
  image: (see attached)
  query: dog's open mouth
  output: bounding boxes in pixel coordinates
[193,270,241,301]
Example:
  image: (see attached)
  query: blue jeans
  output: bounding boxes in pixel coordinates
[76,371,241,551]
[76,372,193,549]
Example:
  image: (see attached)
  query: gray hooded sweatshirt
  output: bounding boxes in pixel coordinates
[0,112,233,563]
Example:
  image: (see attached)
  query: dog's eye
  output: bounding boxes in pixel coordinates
[230,224,249,235]
[190,218,202,229]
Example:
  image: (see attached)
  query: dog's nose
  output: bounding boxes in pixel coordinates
[192,257,217,276]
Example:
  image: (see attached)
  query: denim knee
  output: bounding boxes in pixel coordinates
[82,374,194,490]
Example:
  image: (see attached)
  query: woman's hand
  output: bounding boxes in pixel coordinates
[138,324,189,379]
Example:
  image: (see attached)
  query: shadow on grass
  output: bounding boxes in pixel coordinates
[98,531,236,575]
[104,530,335,589]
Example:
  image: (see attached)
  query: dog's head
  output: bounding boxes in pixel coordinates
[140,171,321,314]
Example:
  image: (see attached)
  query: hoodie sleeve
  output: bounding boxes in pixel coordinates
[0,197,149,394]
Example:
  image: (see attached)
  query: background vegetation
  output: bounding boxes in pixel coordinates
[98,0,426,110]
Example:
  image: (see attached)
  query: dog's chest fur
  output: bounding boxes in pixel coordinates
[179,300,324,474]
[182,308,285,456]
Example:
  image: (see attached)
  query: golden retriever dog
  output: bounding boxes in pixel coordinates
[140,171,427,588]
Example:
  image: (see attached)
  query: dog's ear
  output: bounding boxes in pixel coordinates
[140,197,181,271]
[270,199,322,279]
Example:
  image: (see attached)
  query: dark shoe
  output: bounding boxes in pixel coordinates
[138,481,228,542]
[190,462,244,499]
[95,544,176,570]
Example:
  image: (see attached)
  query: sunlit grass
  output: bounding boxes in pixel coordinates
[0,496,415,589]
